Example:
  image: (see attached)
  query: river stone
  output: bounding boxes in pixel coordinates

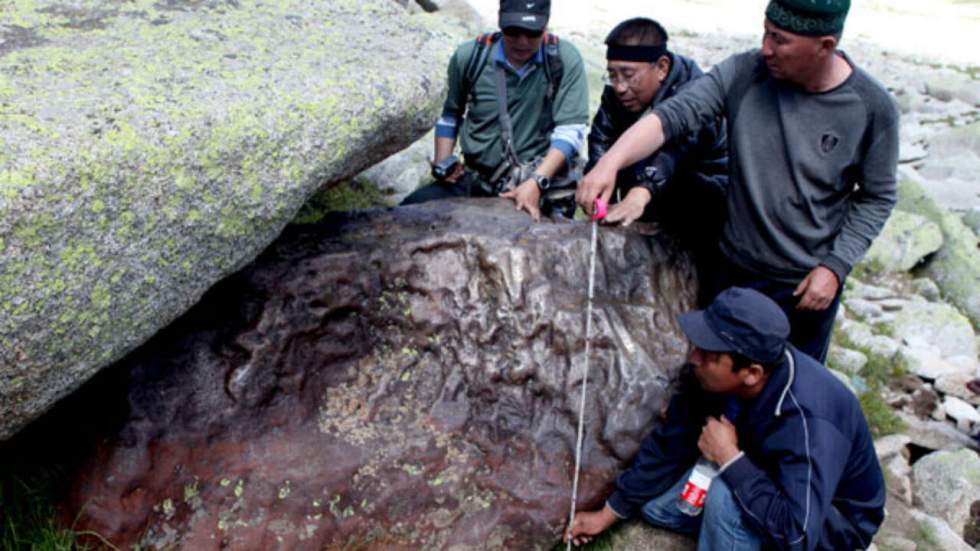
[924,76,980,107]
[936,371,980,407]
[910,277,942,302]
[897,175,980,328]
[608,520,696,550]
[844,297,885,321]
[897,346,965,381]
[892,300,977,361]
[963,207,980,237]
[838,318,899,360]
[895,411,979,453]
[909,510,974,551]
[827,345,867,375]
[0,0,456,440]
[913,449,980,539]
[877,535,916,551]
[848,280,899,301]
[864,210,944,273]
[64,200,698,550]
[899,139,928,164]
[912,123,980,215]
[885,454,914,507]
[426,0,487,29]
[874,434,911,461]
[355,132,435,204]
[943,396,980,433]
[838,318,874,348]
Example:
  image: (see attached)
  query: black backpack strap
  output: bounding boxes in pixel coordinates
[493,63,521,168]
[460,32,500,108]
[541,33,563,102]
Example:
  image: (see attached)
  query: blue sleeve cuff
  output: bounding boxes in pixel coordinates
[435,112,459,139]
[550,123,587,160]
[605,499,629,519]
[605,491,636,519]
[549,138,577,161]
[435,125,458,139]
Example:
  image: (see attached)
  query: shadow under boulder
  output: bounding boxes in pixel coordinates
[65,199,697,549]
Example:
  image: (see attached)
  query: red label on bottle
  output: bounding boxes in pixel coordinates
[680,481,707,508]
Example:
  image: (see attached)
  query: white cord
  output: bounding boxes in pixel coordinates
[566,216,599,550]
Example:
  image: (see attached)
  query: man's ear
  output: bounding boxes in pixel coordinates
[655,54,671,82]
[740,363,766,387]
[817,35,837,57]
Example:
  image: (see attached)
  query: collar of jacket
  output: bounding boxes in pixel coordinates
[492,40,545,76]
[643,52,694,115]
[738,346,798,422]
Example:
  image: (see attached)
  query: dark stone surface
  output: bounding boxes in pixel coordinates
[65,199,697,549]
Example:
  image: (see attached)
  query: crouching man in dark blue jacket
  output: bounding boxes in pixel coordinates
[565,287,885,550]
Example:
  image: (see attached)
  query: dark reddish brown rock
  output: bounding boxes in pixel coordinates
[65,199,697,549]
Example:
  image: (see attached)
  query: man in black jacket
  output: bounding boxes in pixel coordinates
[565,287,885,550]
[587,18,727,305]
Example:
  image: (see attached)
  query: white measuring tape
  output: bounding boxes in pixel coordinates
[566,198,607,550]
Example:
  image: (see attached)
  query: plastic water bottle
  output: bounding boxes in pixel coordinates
[677,457,718,516]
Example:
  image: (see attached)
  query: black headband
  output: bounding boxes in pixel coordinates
[605,44,668,62]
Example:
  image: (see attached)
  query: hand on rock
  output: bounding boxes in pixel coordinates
[500,178,542,222]
[604,187,651,227]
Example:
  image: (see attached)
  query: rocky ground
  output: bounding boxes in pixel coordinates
[360,1,980,549]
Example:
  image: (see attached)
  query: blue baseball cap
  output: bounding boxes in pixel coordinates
[677,287,790,365]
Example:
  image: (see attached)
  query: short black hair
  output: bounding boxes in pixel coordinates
[729,352,780,375]
[604,17,669,47]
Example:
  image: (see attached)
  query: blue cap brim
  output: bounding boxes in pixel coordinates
[677,311,734,353]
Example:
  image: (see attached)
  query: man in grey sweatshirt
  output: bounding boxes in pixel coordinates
[577,0,899,363]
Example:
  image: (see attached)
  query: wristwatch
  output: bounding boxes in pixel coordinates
[532,173,551,191]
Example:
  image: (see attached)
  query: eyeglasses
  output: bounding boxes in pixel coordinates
[502,27,544,39]
[603,65,653,88]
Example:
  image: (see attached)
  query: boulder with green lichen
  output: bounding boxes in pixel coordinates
[863,210,943,274]
[913,449,980,542]
[0,0,457,440]
[896,178,980,328]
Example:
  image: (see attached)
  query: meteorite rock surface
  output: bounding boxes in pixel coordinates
[67,199,697,549]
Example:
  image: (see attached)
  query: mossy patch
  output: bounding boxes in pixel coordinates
[291,180,391,224]
[910,518,943,551]
[832,324,906,438]
[858,390,906,439]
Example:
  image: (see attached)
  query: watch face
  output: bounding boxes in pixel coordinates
[535,175,550,190]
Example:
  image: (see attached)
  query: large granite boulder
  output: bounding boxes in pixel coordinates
[897,176,980,327]
[913,449,980,540]
[914,122,980,215]
[0,0,456,439]
[356,131,436,205]
[863,210,943,273]
[892,300,977,361]
[65,200,698,550]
